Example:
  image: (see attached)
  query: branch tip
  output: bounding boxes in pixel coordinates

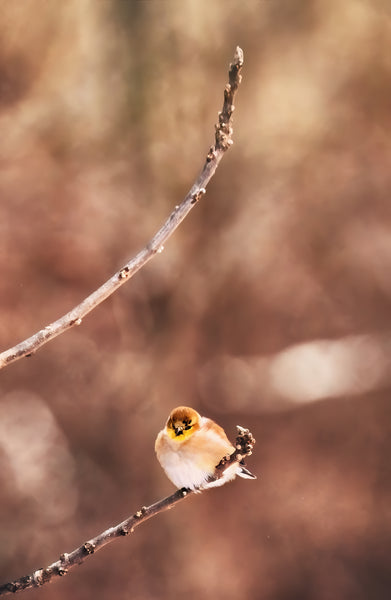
[234,46,244,67]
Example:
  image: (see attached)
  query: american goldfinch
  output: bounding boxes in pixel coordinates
[155,406,256,491]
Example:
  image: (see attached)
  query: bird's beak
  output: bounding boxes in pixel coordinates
[174,425,184,436]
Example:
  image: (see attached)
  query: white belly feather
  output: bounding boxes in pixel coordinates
[155,419,239,491]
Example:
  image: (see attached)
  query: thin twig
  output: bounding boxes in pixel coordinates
[0,426,255,596]
[0,46,244,370]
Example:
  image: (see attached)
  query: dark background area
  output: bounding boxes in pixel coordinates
[1,1,391,599]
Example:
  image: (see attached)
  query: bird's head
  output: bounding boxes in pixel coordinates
[166,406,201,441]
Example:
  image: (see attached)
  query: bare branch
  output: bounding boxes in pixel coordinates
[0,46,244,370]
[0,489,190,596]
[0,425,255,596]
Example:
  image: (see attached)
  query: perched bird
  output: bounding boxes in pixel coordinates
[155,406,256,491]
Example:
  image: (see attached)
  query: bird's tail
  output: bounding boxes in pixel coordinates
[238,464,257,480]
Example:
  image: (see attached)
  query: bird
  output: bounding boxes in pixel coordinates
[155,406,256,491]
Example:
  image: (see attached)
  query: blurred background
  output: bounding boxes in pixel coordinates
[1,1,391,598]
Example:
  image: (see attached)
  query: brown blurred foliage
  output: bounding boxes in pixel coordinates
[1,1,391,599]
